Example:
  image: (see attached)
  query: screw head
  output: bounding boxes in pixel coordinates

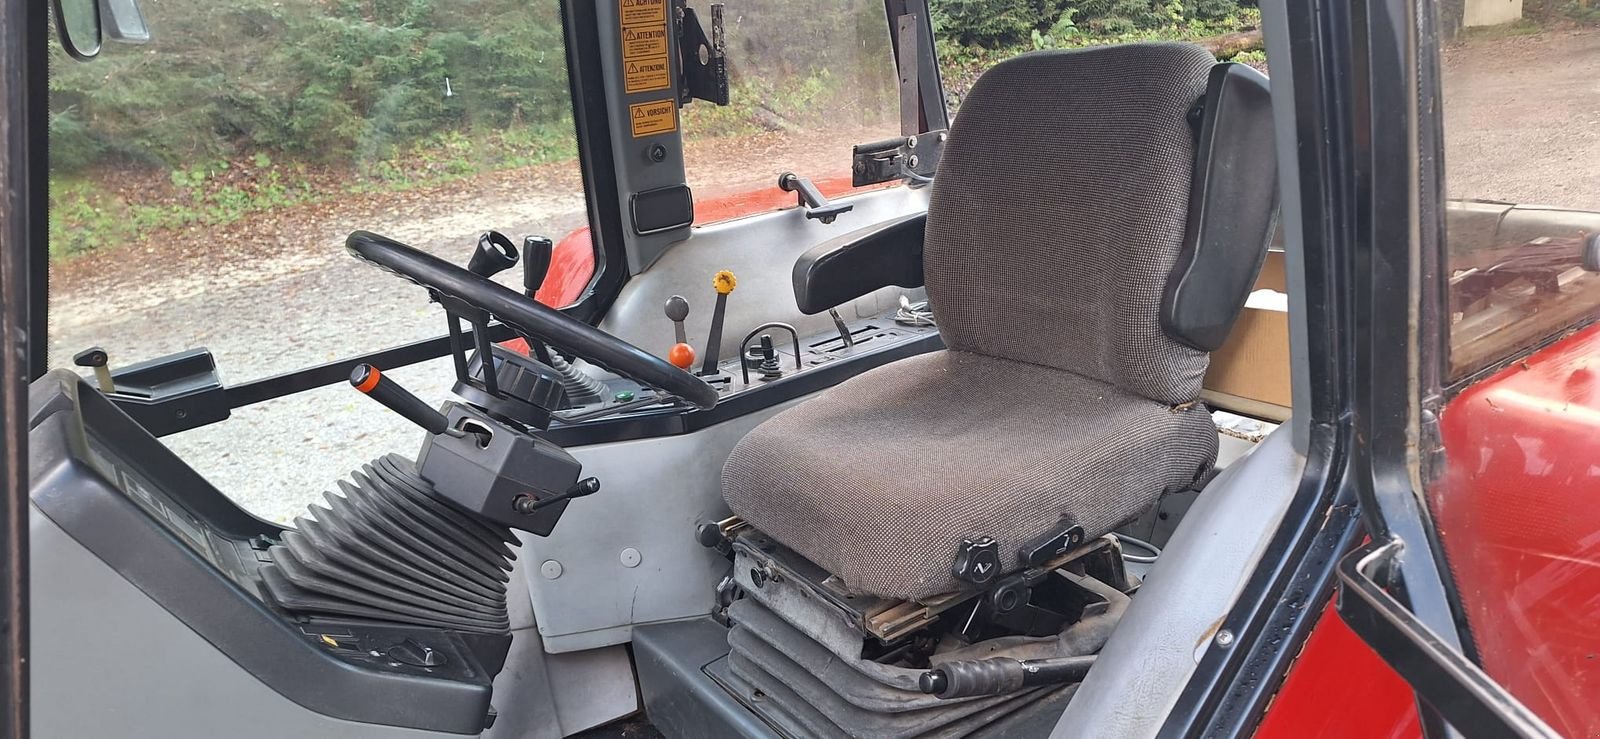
[540,560,563,579]
[906,136,918,149]
[1215,629,1235,648]
[648,143,667,163]
[620,548,642,568]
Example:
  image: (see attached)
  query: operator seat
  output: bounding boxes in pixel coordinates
[722,43,1276,602]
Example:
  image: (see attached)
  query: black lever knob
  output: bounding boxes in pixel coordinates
[468,231,519,278]
[350,364,451,437]
[522,236,554,297]
[664,295,690,345]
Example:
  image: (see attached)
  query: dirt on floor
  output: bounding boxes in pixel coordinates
[44,29,1600,524]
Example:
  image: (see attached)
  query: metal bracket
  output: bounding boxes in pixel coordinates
[852,130,945,187]
[677,2,728,106]
[777,172,854,223]
[1336,539,1558,738]
[97,348,229,436]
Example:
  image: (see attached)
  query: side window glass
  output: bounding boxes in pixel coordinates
[1430,6,1600,737]
[931,0,1267,115]
[680,0,905,224]
[47,0,586,521]
[1441,10,1600,378]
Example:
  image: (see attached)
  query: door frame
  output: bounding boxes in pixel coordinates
[0,0,46,733]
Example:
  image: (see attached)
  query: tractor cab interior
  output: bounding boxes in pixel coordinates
[28,1,1302,737]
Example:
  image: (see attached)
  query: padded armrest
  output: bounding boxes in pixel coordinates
[792,212,926,315]
[1161,62,1278,352]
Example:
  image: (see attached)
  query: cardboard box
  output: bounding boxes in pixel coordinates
[1203,250,1291,420]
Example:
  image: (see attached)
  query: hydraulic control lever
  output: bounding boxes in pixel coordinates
[664,295,696,370]
[699,270,736,377]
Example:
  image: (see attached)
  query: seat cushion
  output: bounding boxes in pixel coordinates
[722,351,1217,602]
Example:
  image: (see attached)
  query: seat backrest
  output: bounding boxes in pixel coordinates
[925,43,1265,406]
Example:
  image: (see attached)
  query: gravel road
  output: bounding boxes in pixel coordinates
[1442,28,1600,210]
[45,31,1600,524]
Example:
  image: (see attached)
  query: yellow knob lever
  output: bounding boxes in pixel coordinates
[713,270,737,295]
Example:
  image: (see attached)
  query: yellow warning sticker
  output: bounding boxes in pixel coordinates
[622,24,670,59]
[624,56,672,94]
[620,0,671,93]
[630,99,677,138]
[620,0,667,27]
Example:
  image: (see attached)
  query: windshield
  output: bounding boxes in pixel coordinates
[47,0,588,521]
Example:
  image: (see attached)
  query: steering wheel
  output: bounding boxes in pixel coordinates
[346,230,718,410]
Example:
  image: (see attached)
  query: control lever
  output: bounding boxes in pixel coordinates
[522,235,554,298]
[73,346,115,392]
[778,172,854,224]
[512,477,601,513]
[350,364,483,443]
[467,231,519,278]
[699,271,736,376]
[664,295,696,370]
[919,655,1097,699]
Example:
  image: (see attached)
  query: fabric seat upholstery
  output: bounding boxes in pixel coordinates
[722,43,1224,602]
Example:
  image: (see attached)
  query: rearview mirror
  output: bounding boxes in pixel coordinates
[53,0,102,60]
[100,0,150,44]
[54,0,151,60]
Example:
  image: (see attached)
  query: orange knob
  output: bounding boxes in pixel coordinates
[668,342,697,370]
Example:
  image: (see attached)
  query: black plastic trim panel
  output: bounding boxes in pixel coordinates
[27,373,495,735]
[792,212,926,315]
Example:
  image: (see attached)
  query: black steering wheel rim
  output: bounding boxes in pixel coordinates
[346,230,718,410]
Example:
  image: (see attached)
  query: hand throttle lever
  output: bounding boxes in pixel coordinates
[522,235,553,297]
